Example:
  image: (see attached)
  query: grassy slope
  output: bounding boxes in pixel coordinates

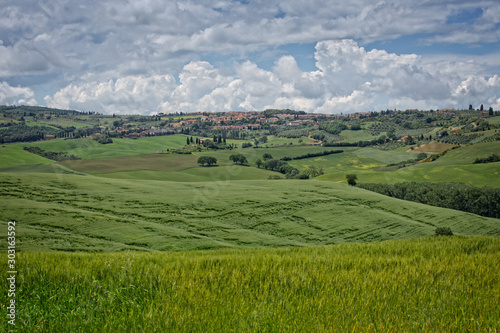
[317,141,500,187]
[0,173,498,252]
[19,135,190,159]
[0,144,53,168]
[1,237,498,332]
[57,153,281,181]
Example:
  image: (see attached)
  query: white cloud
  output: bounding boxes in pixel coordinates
[44,39,500,114]
[45,75,177,114]
[0,81,37,105]
[2,0,500,80]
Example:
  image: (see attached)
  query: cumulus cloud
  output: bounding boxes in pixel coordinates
[43,40,500,114]
[2,0,500,79]
[1,0,499,115]
[0,81,37,105]
[45,75,177,114]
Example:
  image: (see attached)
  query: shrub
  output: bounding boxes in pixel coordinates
[435,227,453,236]
[262,153,273,160]
[346,174,358,186]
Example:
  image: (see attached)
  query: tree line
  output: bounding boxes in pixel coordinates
[281,149,343,161]
[473,154,499,164]
[357,182,500,218]
[23,146,81,161]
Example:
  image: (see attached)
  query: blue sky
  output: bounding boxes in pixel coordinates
[1,0,500,114]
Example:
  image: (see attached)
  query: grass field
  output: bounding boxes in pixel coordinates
[93,165,280,182]
[318,160,500,186]
[1,172,498,252]
[18,135,190,159]
[316,142,500,187]
[0,145,53,168]
[200,146,357,167]
[1,236,498,332]
[339,129,383,142]
[1,121,500,331]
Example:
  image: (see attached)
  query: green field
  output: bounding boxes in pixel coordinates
[1,237,498,332]
[17,135,190,159]
[1,172,498,252]
[353,147,423,164]
[0,145,53,168]
[315,142,500,187]
[1,113,500,332]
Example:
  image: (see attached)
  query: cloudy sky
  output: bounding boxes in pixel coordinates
[1,0,500,114]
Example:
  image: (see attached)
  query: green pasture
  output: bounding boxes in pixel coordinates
[56,152,281,181]
[261,135,315,146]
[1,237,498,332]
[95,165,280,182]
[287,150,384,174]
[19,135,189,159]
[488,116,500,125]
[59,153,199,174]
[353,147,423,164]
[198,146,356,167]
[0,144,52,168]
[429,141,500,166]
[316,141,500,187]
[1,173,498,252]
[318,161,500,187]
[339,129,384,142]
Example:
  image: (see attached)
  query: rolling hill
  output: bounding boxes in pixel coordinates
[0,172,498,252]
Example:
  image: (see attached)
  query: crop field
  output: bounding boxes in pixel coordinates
[288,150,385,173]
[0,145,53,168]
[488,116,500,125]
[339,129,382,142]
[409,142,456,153]
[428,141,500,165]
[318,160,500,186]
[0,236,498,332]
[352,147,422,164]
[18,135,190,159]
[93,165,280,182]
[317,142,500,187]
[258,135,315,146]
[59,153,199,174]
[1,109,500,332]
[1,172,499,252]
[196,145,356,166]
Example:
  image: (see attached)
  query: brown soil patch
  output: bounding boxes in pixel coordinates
[407,142,455,153]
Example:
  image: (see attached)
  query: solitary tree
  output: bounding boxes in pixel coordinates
[262,153,273,160]
[229,153,248,165]
[435,227,453,236]
[346,174,358,186]
[197,156,217,167]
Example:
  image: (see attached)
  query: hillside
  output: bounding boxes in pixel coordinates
[1,107,499,252]
[1,172,498,252]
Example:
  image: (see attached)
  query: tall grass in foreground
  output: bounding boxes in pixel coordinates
[2,236,499,332]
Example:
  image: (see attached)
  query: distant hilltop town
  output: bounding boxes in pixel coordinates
[0,105,497,143]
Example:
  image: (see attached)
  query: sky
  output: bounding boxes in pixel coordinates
[1,0,500,115]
